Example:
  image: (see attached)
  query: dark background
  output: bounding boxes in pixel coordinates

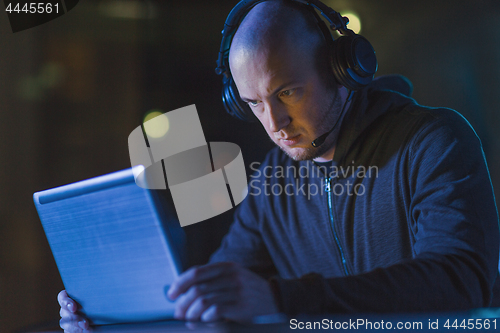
[1,0,500,332]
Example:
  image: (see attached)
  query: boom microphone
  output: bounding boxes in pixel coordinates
[311,118,342,147]
[311,90,353,148]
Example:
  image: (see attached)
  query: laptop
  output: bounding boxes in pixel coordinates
[33,167,187,325]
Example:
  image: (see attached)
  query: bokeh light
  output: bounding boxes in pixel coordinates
[143,110,169,138]
[98,0,158,20]
[341,12,361,34]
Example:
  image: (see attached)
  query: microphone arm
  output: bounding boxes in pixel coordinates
[311,90,353,148]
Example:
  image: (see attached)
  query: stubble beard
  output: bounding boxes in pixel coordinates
[276,88,343,161]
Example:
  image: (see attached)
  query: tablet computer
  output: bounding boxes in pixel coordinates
[33,167,186,325]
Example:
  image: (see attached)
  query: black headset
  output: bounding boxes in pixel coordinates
[215,0,378,122]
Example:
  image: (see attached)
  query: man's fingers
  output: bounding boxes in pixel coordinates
[58,290,67,304]
[168,262,238,299]
[174,288,198,319]
[77,319,90,330]
[59,316,92,333]
[59,290,91,332]
[173,276,240,319]
[185,293,236,321]
[201,303,231,322]
[59,308,82,321]
[58,290,77,313]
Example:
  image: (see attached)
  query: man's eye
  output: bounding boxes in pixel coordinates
[248,101,259,107]
[280,89,295,97]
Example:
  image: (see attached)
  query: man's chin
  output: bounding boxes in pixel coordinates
[279,145,319,161]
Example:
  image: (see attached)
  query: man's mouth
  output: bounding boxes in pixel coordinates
[280,134,301,146]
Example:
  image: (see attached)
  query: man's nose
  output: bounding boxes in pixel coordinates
[266,101,290,133]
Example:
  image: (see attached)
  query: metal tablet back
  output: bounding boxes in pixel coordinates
[33,167,186,325]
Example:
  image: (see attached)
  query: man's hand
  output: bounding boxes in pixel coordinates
[58,290,92,333]
[167,262,279,322]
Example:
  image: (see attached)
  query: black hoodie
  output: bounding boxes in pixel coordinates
[210,75,500,314]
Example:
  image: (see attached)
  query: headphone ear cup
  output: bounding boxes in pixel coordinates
[331,35,377,91]
[222,76,256,122]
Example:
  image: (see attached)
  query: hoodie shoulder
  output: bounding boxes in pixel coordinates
[368,75,414,97]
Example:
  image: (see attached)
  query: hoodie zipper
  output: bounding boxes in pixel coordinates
[325,177,350,276]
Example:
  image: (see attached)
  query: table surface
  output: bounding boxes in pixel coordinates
[24,319,290,333]
[24,308,500,333]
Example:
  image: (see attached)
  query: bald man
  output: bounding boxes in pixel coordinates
[58,0,500,330]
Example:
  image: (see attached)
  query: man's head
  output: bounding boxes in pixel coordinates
[228,0,346,161]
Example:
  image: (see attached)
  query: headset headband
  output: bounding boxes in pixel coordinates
[215,0,351,78]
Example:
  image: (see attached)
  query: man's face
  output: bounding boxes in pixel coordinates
[229,44,342,161]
